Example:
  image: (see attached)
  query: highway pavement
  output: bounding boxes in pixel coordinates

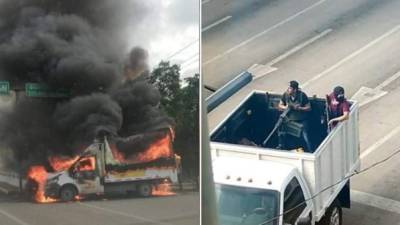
[0,192,199,225]
[203,0,400,224]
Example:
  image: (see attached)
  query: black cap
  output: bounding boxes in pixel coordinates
[289,80,299,90]
[333,86,345,96]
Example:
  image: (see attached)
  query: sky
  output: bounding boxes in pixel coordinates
[0,0,199,78]
[127,0,200,79]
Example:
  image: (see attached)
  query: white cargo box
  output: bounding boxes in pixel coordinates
[210,90,360,220]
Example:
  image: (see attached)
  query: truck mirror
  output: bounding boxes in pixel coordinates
[296,216,311,225]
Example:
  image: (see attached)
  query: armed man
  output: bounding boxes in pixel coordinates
[277,80,313,152]
[327,86,350,129]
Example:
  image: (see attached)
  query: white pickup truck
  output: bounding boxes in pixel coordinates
[210,90,360,225]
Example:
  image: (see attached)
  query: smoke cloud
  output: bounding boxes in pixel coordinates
[0,0,173,169]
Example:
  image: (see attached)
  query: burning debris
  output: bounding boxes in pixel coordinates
[27,166,57,203]
[0,0,178,202]
[152,183,175,196]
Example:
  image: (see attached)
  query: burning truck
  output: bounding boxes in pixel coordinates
[0,0,183,203]
[26,128,181,202]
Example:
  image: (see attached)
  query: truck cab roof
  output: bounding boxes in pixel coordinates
[213,157,297,192]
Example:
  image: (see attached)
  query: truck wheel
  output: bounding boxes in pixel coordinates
[138,183,152,197]
[318,201,342,225]
[60,185,77,202]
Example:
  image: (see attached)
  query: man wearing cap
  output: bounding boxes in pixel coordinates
[327,86,350,128]
[277,81,313,152]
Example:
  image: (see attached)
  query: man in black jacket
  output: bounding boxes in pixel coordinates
[277,80,313,152]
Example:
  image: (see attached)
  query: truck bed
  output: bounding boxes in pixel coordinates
[210,90,360,220]
[101,138,179,184]
[104,167,179,183]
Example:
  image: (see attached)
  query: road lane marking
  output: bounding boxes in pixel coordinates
[352,190,400,214]
[248,64,277,79]
[351,70,400,107]
[360,124,400,159]
[252,29,333,79]
[376,70,400,90]
[0,208,30,225]
[203,0,327,66]
[267,29,333,67]
[202,16,232,32]
[303,24,400,88]
[79,202,175,225]
[351,70,400,161]
[352,87,387,107]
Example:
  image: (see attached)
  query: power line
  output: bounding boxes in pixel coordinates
[257,147,400,225]
[179,54,200,76]
[181,53,200,66]
[166,39,199,60]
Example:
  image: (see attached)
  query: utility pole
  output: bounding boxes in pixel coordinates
[201,98,218,225]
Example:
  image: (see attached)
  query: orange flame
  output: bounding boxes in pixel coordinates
[49,156,79,172]
[152,183,175,196]
[75,157,96,171]
[27,166,57,203]
[135,134,172,162]
[111,131,173,163]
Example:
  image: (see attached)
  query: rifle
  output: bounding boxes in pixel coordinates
[262,107,291,147]
[325,95,332,133]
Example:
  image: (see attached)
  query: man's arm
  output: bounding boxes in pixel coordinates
[278,100,288,111]
[328,111,349,124]
[329,101,350,125]
[293,92,311,111]
[278,93,288,111]
[295,102,311,111]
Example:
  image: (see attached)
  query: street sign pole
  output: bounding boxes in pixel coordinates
[0,81,10,95]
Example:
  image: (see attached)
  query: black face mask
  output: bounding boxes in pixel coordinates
[336,94,345,102]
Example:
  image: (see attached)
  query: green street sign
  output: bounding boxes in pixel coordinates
[0,81,10,95]
[25,83,70,98]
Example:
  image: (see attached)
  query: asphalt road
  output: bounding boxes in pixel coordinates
[0,192,199,225]
[204,0,400,224]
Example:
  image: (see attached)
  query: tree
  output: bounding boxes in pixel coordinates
[149,61,181,118]
[175,74,199,178]
[150,62,199,179]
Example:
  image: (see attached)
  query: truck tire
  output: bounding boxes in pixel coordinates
[60,185,77,202]
[138,183,152,197]
[318,200,342,225]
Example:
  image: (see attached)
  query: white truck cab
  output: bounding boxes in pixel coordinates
[213,157,314,225]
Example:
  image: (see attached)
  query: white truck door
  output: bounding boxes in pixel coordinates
[282,177,312,225]
[73,156,103,194]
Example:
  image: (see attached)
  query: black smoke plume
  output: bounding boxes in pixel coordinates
[0,0,172,169]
